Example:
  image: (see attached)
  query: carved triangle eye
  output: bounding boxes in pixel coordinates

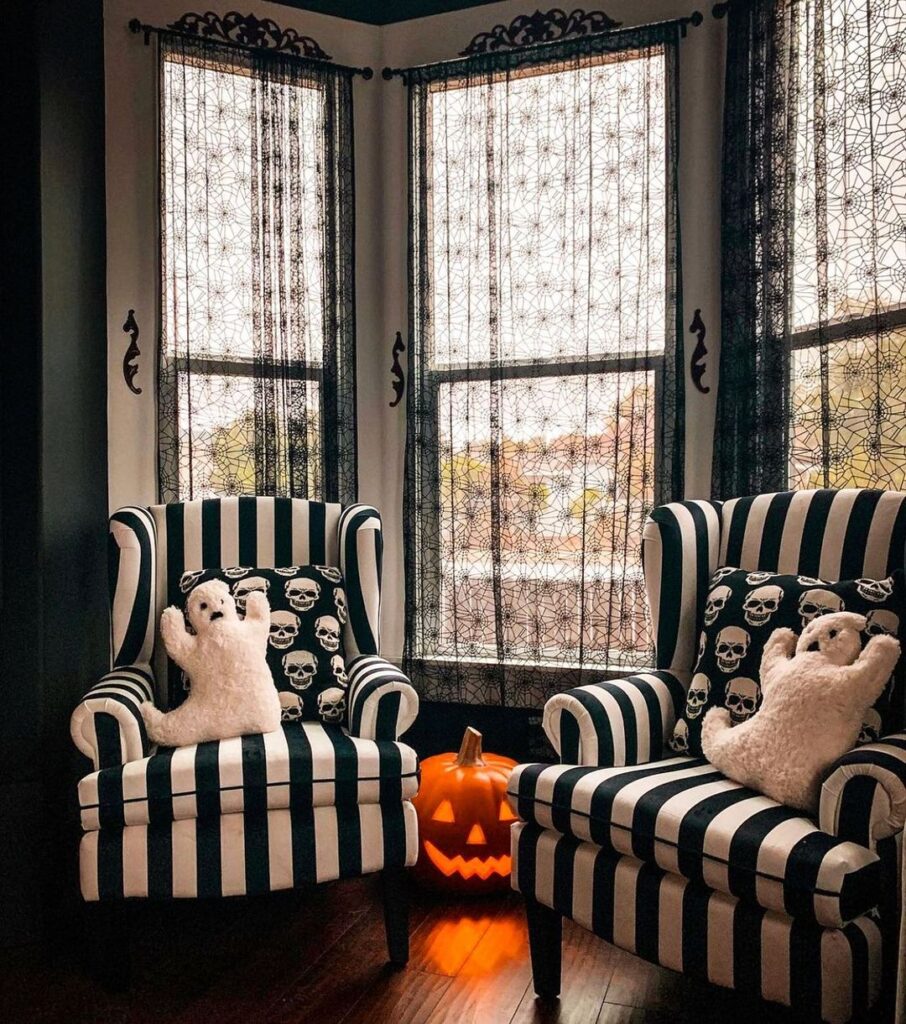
[499,801,517,822]
[432,799,455,823]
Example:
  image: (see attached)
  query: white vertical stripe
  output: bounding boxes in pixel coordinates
[315,806,340,882]
[255,497,275,567]
[267,808,294,891]
[532,831,558,907]
[760,913,791,1008]
[737,493,774,569]
[672,503,703,672]
[706,894,735,988]
[171,818,198,896]
[863,491,904,578]
[359,804,385,874]
[570,842,598,933]
[218,737,246,815]
[403,801,419,866]
[263,728,291,809]
[612,858,640,953]
[110,519,140,661]
[219,497,240,567]
[656,873,685,972]
[219,814,247,896]
[820,930,853,1024]
[291,500,311,566]
[356,526,382,652]
[818,489,860,580]
[80,833,100,901]
[170,744,199,821]
[122,825,149,897]
[642,518,664,645]
[182,500,203,569]
[775,490,817,573]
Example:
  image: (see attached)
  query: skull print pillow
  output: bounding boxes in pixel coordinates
[174,566,350,726]
[669,567,904,758]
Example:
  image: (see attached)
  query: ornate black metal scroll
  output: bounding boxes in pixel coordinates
[168,10,330,59]
[122,309,142,395]
[460,7,622,55]
[389,332,406,408]
[689,308,709,394]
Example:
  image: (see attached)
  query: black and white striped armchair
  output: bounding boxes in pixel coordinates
[70,498,419,977]
[509,489,906,1023]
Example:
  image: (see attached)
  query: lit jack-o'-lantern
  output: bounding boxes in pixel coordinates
[413,727,518,893]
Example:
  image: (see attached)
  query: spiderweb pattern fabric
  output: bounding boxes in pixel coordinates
[158,34,356,503]
[715,0,906,498]
[404,25,684,708]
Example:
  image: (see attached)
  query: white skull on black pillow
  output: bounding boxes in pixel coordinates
[315,615,341,652]
[330,654,348,687]
[180,569,205,594]
[279,691,304,721]
[864,609,899,637]
[273,565,301,577]
[725,676,760,724]
[222,566,252,580]
[285,577,321,613]
[318,686,347,723]
[313,565,342,584]
[855,577,894,603]
[669,719,690,754]
[745,571,779,586]
[268,610,301,650]
[704,586,732,627]
[333,588,348,624]
[798,588,844,627]
[715,626,750,673]
[685,673,711,719]
[742,585,784,627]
[283,649,318,689]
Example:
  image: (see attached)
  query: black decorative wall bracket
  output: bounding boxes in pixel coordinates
[389,332,406,408]
[689,308,709,394]
[122,309,142,395]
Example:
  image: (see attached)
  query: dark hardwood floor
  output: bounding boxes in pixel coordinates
[0,878,890,1023]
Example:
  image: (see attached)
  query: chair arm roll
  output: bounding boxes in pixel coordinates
[346,656,419,741]
[70,665,156,771]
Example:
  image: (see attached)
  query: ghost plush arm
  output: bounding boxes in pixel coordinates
[839,634,901,703]
[160,606,197,671]
[759,627,797,687]
[242,590,271,641]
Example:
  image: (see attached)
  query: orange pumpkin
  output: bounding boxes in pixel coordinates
[413,727,518,893]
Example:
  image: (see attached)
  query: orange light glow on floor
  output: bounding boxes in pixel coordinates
[423,841,512,881]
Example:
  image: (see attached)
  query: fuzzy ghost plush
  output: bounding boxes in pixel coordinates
[142,580,281,747]
[701,612,900,812]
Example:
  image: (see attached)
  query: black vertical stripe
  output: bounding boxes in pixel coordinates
[559,712,580,763]
[274,498,293,565]
[836,775,878,848]
[112,510,155,668]
[590,845,618,942]
[146,748,176,824]
[839,489,884,579]
[243,812,271,896]
[797,489,837,576]
[96,762,126,829]
[516,824,538,897]
[97,830,124,900]
[375,691,401,741]
[687,502,717,641]
[757,491,796,570]
[146,822,173,898]
[237,496,257,566]
[788,917,821,1013]
[95,714,124,771]
[193,742,223,897]
[680,884,710,978]
[650,512,683,670]
[343,509,375,655]
[633,863,662,962]
[308,502,327,564]
[201,498,222,567]
[552,835,576,919]
[886,498,906,575]
[731,898,765,997]
[846,923,869,1022]
[724,496,755,568]
[165,503,186,606]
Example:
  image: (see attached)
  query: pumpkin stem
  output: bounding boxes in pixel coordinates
[455,727,486,767]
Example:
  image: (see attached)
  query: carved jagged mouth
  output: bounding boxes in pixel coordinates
[423,841,512,880]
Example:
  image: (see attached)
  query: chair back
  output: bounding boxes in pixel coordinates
[644,488,906,679]
[107,497,382,707]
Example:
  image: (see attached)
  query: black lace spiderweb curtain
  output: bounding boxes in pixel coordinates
[159,33,356,503]
[404,25,684,708]
[714,0,906,498]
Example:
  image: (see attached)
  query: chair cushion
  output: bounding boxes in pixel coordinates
[669,567,904,757]
[508,758,882,928]
[79,722,418,831]
[175,565,350,722]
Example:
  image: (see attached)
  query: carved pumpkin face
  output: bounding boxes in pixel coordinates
[413,728,518,893]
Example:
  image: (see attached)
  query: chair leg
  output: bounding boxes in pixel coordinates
[380,867,410,967]
[85,901,131,991]
[525,895,561,1000]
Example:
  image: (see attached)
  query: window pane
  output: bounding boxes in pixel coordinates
[789,326,906,489]
[161,57,325,364]
[175,372,320,498]
[435,373,655,667]
[429,51,666,366]
[791,0,906,330]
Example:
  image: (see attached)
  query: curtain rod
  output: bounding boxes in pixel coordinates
[128,18,374,79]
[381,11,703,83]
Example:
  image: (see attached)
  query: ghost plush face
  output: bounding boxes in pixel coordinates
[186,580,238,632]
[796,611,866,666]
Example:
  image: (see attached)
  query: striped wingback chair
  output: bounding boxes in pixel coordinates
[70,497,419,977]
[509,489,906,1023]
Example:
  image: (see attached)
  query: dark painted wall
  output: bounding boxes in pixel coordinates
[1,0,108,948]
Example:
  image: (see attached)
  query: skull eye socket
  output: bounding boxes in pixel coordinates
[432,799,455,823]
[499,801,517,822]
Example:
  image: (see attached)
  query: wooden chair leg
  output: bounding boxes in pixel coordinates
[381,867,409,967]
[525,895,562,1000]
[85,901,131,991]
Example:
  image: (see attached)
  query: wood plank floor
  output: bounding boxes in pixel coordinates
[0,877,891,1024]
